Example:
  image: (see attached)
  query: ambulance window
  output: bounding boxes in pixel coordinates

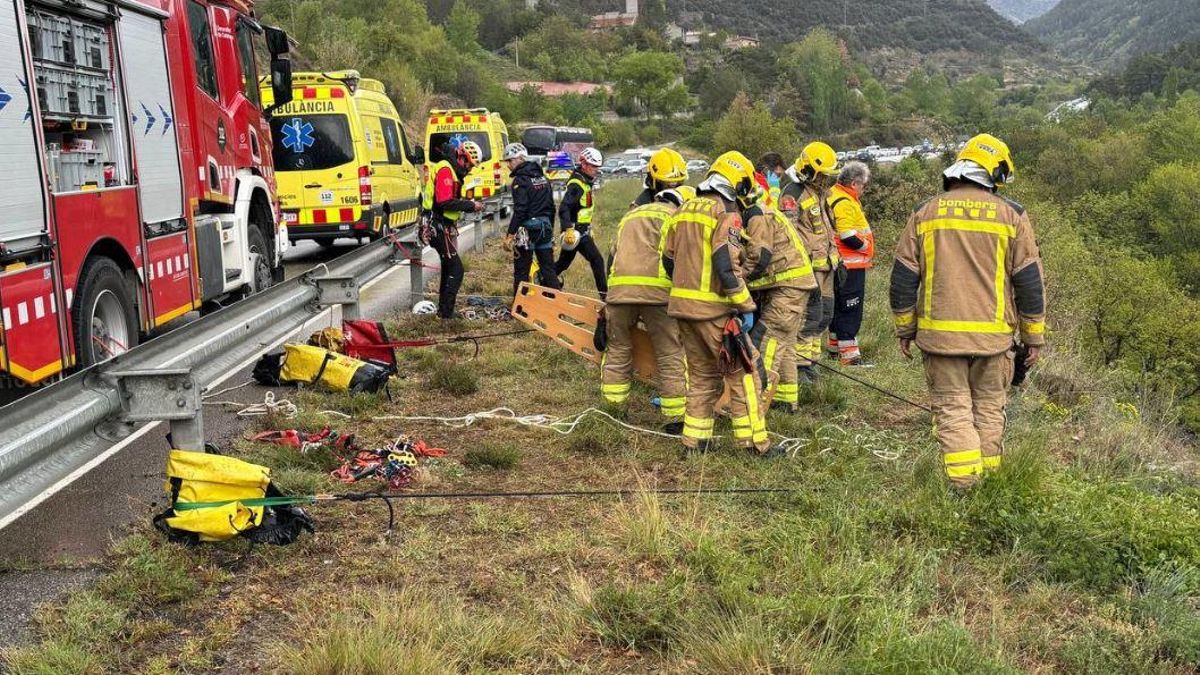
[269,114,354,171]
[235,20,261,107]
[428,132,492,162]
[379,119,405,165]
[186,0,219,99]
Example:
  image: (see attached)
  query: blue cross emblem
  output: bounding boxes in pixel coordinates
[0,85,10,113]
[282,118,315,153]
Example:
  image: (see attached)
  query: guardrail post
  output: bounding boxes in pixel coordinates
[310,275,360,320]
[399,237,424,308]
[107,369,204,451]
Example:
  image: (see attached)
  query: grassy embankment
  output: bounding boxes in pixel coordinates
[5,177,1199,674]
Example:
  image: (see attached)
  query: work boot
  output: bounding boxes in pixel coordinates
[662,421,684,435]
[839,353,874,368]
[683,440,714,457]
[798,365,819,384]
[770,401,796,414]
[756,444,788,460]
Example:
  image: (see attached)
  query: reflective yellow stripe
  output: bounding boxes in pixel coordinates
[747,265,815,289]
[994,234,1008,325]
[946,463,983,478]
[763,338,778,373]
[742,373,763,440]
[776,383,799,404]
[753,431,769,443]
[894,311,915,326]
[944,449,982,465]
[922,230,936,321]
[917,219,1016,238]
[601,383,631,393]
[684,426,713,440]
[684,415,713,430]
[800,197,816,210]
[1022,321,1045,335]
[918,318,1012,333]
[670,286,750,305]
[982,456,1002,469]
[660,396,686,407]
[609,275,672,288]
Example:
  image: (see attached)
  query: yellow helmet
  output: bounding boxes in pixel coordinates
[646,147,688,188]
[702,151,758,207]
[675,185,697,202]
[957,133,1014,186]
[794,142,839,182]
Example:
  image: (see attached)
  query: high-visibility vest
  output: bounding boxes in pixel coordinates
[568,176,594,225]
[829,184,874,269]
[423,160,462,222]
[747,210,815,290]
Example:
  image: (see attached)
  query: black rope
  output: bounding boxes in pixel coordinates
[331,486,795,504]
[800,357,932,413]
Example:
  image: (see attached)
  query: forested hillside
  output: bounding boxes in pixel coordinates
[1028,0,1200,66]
[986,0,1059,23]
[1090,41,1200,99]
[578,0,1042,53]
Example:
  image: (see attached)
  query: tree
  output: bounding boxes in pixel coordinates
[693,65,743,119]
[713,92,798,163]
[779,29,855,134]
[445,0,481,52]
[611,51,688,119]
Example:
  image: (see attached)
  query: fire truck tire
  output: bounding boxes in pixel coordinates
[73,257,139,368]
[247,226,274,294]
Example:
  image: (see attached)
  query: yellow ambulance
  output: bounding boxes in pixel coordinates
[424,108,510,199]
[262,71,422,244]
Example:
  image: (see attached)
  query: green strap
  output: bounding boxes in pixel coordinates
[173,495,316,511]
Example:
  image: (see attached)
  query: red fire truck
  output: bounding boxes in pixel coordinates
[0,0,294,384]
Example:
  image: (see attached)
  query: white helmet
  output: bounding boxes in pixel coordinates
[560,229,581,251]
[579,147,603,167]
[502,143,528,161]
[412,300,437,315]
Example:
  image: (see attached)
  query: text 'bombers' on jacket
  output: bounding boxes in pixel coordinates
[890,184,1047,356]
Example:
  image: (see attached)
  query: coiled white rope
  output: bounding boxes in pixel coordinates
[204,390,299,419]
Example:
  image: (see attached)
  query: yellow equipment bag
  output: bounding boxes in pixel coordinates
[278,344,391,394]
[158,450,270,542]
[154,450,315,545]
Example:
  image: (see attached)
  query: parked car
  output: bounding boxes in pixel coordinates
[686,159,709,173]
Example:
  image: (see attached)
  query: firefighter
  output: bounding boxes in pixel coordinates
[633,147,689,207]
[779,142,840,382]
[828,161,875,366]
[424,140,483,319]
[502,142,561,295]
[602,186,695,433]
[743,175,818,412]
[554,147,607,298]
[890,133,1045,488]
[664,151,781,458]
[756,152,786,207]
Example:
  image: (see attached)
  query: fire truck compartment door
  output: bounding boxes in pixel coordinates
[0,1,49,253]
[119,11,183,225]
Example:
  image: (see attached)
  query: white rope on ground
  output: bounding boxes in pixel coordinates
[201,379,255,399]
[316,406,903,460]
[204,390,298,419]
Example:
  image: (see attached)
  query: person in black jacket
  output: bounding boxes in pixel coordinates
[502,143,561,295]
[554,147,607,298]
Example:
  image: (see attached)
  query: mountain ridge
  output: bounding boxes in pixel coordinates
[1027,0,1200,67]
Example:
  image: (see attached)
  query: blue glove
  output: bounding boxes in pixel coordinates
[740,312,755,332]
[650,396,662,408]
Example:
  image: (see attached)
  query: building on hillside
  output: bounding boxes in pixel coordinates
[678,29,759,50]
[505,81,614,97]
[589,0,638,30]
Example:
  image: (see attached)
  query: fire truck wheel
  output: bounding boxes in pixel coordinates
[247,226,274,293]
[73,257,139,368]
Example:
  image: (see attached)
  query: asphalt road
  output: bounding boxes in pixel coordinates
[0,217,502,645]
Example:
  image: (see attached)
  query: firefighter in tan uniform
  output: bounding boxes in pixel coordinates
[743,181,817,412]
[664,152,780,457]
[602,186,695,433]
[890,134,1046,487]
[779,142,840,382]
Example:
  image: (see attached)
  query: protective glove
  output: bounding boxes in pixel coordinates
[740,312,755,333]
[650,396,662,408]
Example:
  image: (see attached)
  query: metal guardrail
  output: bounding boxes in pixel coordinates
[0,198,510,529]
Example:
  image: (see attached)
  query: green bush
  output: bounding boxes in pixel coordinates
[582,582,682,652]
